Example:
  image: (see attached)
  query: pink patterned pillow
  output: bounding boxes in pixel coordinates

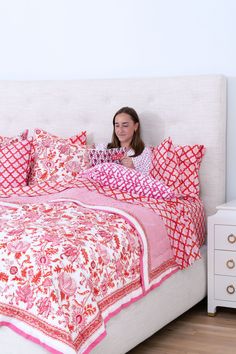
[149,137,181,193]
[175,144,205,196]
[88,148,126,167]
[0,129,29,146]
[28,129,87,185]
[83,163,175,200]
[0,140,32,188]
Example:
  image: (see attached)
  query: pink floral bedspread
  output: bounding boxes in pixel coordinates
[0,176,205,353]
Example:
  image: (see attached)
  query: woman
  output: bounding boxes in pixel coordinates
[106,106,151,175]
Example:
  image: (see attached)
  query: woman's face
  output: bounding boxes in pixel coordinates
[114,113,138,148]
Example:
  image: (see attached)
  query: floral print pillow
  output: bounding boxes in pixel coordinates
[28,129,87,185]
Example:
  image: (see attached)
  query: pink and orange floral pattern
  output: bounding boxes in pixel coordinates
[0,171,206,353]
[0,201,142,353]
[29,129,87,185]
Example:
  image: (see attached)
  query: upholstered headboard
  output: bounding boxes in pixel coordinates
[0,75,226,216]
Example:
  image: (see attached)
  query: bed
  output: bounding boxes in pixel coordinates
[0,75,226,354]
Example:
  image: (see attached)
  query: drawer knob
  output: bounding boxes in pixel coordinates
[227,234,236,244]
[226,259,235,269]
[226,285,235,295]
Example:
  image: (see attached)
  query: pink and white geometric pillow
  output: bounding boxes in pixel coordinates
[87,148,126,167]
[28,129,87,185]
[175,144,205,196]
[84,162,175,200]
[149,137,205,197]
[149,137,181,194]
[0,140,32,188]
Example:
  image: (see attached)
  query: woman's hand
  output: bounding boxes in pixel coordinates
[120,155,134,169]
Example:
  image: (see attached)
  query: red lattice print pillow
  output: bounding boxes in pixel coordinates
[28,129,87,185]
[87,148,126,167]
[0,140,32,188]
[83,163,175,200]
[175,144,205,196]
[149,137,181,193]
[0,129,29,146]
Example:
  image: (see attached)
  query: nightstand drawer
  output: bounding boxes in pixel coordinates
[215,275,236,301]
[215,250,236,276]
[215,225,236,250]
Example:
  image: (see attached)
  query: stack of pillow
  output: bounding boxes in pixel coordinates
[149,137,205,198]
[0,129,205,199]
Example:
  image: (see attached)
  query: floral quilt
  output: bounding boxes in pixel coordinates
[0,173,205,354]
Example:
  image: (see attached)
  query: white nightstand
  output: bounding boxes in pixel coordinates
[208,200,236,315]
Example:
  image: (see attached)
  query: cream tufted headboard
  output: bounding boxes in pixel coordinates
[0,75,226,216]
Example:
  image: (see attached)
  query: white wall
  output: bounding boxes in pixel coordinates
[0,0,235,201]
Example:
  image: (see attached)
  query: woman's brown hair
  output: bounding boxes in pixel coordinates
[107,106,145,157]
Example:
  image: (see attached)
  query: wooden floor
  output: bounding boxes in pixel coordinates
[128,298,236,354]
